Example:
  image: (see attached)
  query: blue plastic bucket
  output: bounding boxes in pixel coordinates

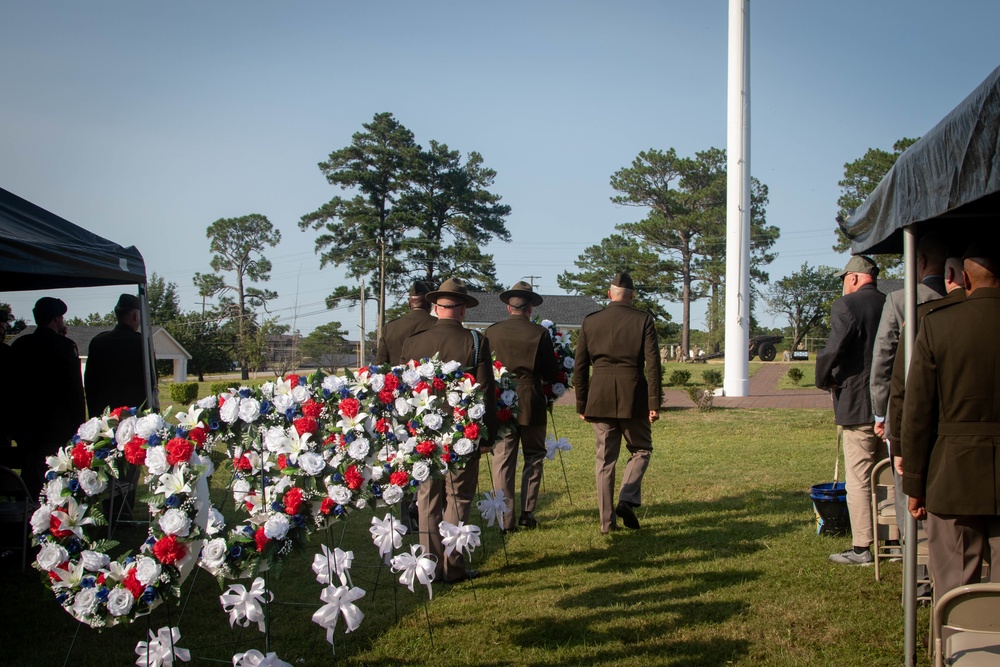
[810,482,850,535]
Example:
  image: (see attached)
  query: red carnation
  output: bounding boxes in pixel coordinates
[415,440,436,456]
[498,407,513,423]
[277,454,288,470]
[344,465,363,490]
[442,444,451,463]
[49,514,72,539]
[293,417,318,436]
[71,442,93,469]
[389,471,409,487]
[285,374,300,387]
[124,436,147,465]
[382,374,399,392]
[320,497,335,515]
[152,534,186,565]
[493,360,503,370]
[110,406,130,420]
[235,455,253,472]
[284,487,304,515]
[454,407,467,418]
[165,437,194,465]
[323,433,338,446]
[432,377,446,391]
[187,426,207,446]
[302,400,323,418]
[464,423,480,440]
[557,371,568,384]
[414,381,431,395]
[338,397,360,418]
[378,389,395,404]
[463,373,476,382]
[123,569,144,599]
[96,573,106,585]
[375,418,391,433]
[254,526,269,552]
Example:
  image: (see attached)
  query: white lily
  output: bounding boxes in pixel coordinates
[175,406,204,430]
[456,376,479,396]
[51,496,95,541]
[281,427,313,463]
[336,412,369,431]
[406,389,436,415]
[51,559,85,590]
[45,447,75,473]
[155,466,192,497]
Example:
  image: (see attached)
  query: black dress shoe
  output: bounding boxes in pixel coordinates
[615,502,640,529]
[517,512,538,529]
[443,569,479,584]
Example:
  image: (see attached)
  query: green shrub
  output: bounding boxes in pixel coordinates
[687,386,715,411]
[669,370,691,386]
[787,367,804,385]
[168,382,199,404]
[702,369,723,387]
[209,381,239,395]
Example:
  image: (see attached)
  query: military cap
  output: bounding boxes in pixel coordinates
[33,296,68,326]
[962,239,1000,268]
[116,294,141,312]
[610,272,634,290]
[500,280,543,307]
[409,280,431,297]
[425,277,479,307]
[835,255,879,279]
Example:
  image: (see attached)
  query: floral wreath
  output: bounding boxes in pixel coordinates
[537,319,575,411]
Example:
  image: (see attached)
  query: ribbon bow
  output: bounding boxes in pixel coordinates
[369,513,408,563]
[311,584,366,642]
[390,544,437,599]
[232,650,292,667]
[545,436,573,461]
[134,626,191,667]
[312,544,354,587]
[439,520,481,558]
[476,490,508,527]
[219,577,271,632]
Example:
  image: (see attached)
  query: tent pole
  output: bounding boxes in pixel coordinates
[138,284,159,412]
[902,227,917,667]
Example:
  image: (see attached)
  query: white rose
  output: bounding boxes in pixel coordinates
[298,452,326,476]
[398,438,416,456]
[77,417,102,442]
[81,549,110,571]
[441,360,461,375]
[290,385,310,405]
[394,397,412,416]
[145,447,169,475]
[219,396,241,424]
[500,390,517,406]
[329,453,344,468]
[263,426,288,453]
[135,414,165,439]
[328,485,352,505]
[205,507,225,536]
[347,438,370,460]
[115,417,137,449]
[382,485,404,505]
[159,508,191,537]
[78,469,107,496]
[106,587,135,617]
[447,392,462,407]
[552,383,567,397]
[563,357,575,369]
[72,588,98,617]
[411,461,431,482]
[263,513,290,540]
[45,478,68,506]
[370,465,384,481]
[200,537,228,574]
[354,497,368,510]
[196,395,217,409]
[401,369,421,386]
[540,319,554,329]
[260,381,275,398]
[135,556,162,585]
[31,505,53,535]
[232,479,251,503]
[36,543,69,570]
[422,413,443,431]
[273,394,295,415]
[322,374,346,394]
[369,373,385,391]
[468,403,486,420]
[417,362,436,378]
[453,438,474,456]
[238,398,261,423]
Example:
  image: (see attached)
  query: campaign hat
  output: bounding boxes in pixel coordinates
[500,280,543,307]
[425,277,479,307]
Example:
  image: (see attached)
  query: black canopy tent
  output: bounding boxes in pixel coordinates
[841,65,1000,667]
[0,186,159,410]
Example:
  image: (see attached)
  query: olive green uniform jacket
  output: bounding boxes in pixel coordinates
[377,308,435,365]
[486,315,557,427]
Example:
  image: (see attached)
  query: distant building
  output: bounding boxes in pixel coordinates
[463,292,602,330]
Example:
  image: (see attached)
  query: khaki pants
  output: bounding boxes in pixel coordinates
[842,424,887,548]
[491,423,547,531]
[927,513,1000,601]
[417,451,481,582]
[593,416,652,533]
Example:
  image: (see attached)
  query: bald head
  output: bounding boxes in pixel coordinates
[964,256,1000,293]
[608,284,634,303]
[944,257,965,293]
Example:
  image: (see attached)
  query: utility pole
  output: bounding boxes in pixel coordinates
[522,275,542,290]
[359,279,366,366]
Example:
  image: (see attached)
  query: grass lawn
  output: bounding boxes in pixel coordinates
[776,363,818,391]
[0,406,928,666]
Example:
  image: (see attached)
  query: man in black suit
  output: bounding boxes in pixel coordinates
[85,293,150,416]
[815,256,887,565]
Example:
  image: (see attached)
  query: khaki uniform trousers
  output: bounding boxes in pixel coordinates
[417,451,481,582]
[926,513,1000,602]
[593,416,652,533]
[490,423,546,531]
[842,424,888,548]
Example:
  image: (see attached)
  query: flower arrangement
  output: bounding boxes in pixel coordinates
[538,319,574,411]
[492,359,519,436]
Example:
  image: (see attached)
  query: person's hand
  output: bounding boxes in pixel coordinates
[648,410,659,424]
[874,422,885,439]
[908,496,927,520]
[893,456,904,476]
[579,413,586,421]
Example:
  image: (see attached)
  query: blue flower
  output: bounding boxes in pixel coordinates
[262,476,271,486]
[297,376,307,386]
[67,539,82,554]
[260,400,272,415]
[322,388,332,399]
[94,448,109,460]
[291,515,305,527]
[343,431,355,444]
[284,408,296,422]
[125,556,136,565]
[370,483,382,497]
[45,471,57,481]
[142,586,157,603]
[383,464,392,473]
[80,577,95,589]
[67,479,80,492]
[243,525,255,538]
[333,504,345,516]
[129,407,138,416]
[145,536,156,546]
[270,501,283,512]
[72,435,81,444]
[174,427,188,438]
[409,420,419,430]
[229,545,243,559]
[147,433,162,447]
[339,388,350,398]
[239,388,252,398]
[209,419,220,431]
[409,479,420,488]
[95,588,109,602]
[332,473,344,484]
[164,495,180,508]
[56,593,68,605]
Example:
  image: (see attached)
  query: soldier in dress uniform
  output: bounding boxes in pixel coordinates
[85,293,150,416]
[573,272,661,534]
[485,281,557,531]
[401,277,498,582]
[376,280,435,365]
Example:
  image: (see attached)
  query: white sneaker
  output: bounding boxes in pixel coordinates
[829,548,874,565]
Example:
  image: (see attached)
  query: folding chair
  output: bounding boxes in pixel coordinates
[0,466,37,572]
[871,457,900,581]
[933,583,1000,666]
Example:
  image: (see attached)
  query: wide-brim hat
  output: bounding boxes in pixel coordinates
[835,255,879,278]
[426,277,479,308]
[499,280,543,307]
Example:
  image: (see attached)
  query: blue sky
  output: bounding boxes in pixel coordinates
[2,1,998,340]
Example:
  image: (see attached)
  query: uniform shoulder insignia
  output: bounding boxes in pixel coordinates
[923,296,964,316]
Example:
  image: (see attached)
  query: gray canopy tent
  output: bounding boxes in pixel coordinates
[0,186,159,410]
[841,64,1000,666]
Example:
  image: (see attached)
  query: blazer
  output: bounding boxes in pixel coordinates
[574,301,661,420]
[11,326,85,445]
[485,314,557,427]
[376,308,435,365]
[901,287,1000,515]
[401,318,498,443]
[85,324,149,415]
[815,283,886,426]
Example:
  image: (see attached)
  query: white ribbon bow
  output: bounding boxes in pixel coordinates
[545,436,573,461]
[476,490,508,527]
[390,544,437,599]
[311,584,366,642]
[134,626,191,667]
[369,513,408,563]
[219,577,271,632]
[232,649,292,667]
[439,520,482,558]
[312,544,354,587]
